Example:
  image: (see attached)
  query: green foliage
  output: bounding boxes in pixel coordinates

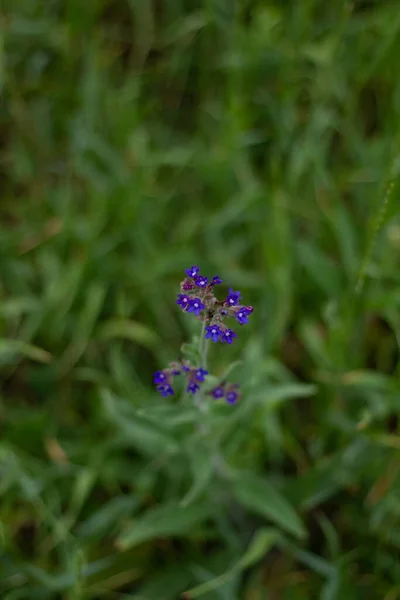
[1,0,400,598]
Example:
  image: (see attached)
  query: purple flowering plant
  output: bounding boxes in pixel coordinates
[153,266,253,405]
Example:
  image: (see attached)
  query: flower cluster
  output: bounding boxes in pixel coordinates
[154,361,241,404]
[153,360,208,396]
[209,382,241,404]
[153,266,253,404]
[177,265,253,344]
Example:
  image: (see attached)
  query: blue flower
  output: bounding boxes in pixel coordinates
[205,324,222,343]
[211,275,223,285]
[187,381,200,394]
[221,328,237,344]
[225,389,239,404]
[186,265,200,278]
[226,288,241,306]
[187,297,205,316]
[157,384,174,397]
[235,307,251,325]
[176,294,191,310]
[194,274,208,288]
[153,371,167,384]
[211,386,225,399]
[194,368,208,382]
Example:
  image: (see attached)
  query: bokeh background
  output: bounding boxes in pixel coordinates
[2,1,400,598]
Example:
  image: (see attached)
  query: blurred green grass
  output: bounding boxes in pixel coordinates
[2,0,400,598]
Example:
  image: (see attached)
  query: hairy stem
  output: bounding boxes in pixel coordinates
[202,338,210,371]
[196,318,210,419]
[199,318,206,365]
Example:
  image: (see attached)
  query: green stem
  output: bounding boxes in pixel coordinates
[198,316,210,370]
[199,318,206,365]
[196,318,210,419]
[202,338,210,371]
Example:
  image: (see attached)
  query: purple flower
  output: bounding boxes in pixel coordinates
[157,384,174,397]
[211,386,225,399]
[171,369,181,375]
[186,265,200,278]
[194,368,208,382]
[176,294,191,310]
[211,276,223,285]
[235,307,251,325]
[226,288,241,307]
[205,324,222,343]
[221,328,237,344]
[187,381,200,394]
[153,371,167,385]
[194,274,208,288]
[182,364,191,373]
[225,389,239,404]
[187,297,205,316]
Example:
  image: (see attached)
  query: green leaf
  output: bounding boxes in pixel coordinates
[77,496,139,538]
[237,527,279,570]
[299,320,331,368]
[137,565,192,600]
[218,361,244,382]
[66,468,97,525]
[180,341,200,362]
[257,382,318,409]
[0,339,52,364]
[180,444,214,507]
[184,528,278,598]
[98,319,159,349]
[284,439,371,510]
[101,389,179,456]
[117,501,213,550]
[298,240,342,297]
[59,282,106,371]
[231,472,306,539]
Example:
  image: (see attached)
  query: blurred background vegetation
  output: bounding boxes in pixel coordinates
[2,0,400,598]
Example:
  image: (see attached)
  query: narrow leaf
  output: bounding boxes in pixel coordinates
[98,319,159,349]
[0,339,52,363]
[180,444,214,507]
[231,472,306,539]
[101,389,179,456]
[185,528,278,598]
[237,527,279,570]
[117,501,212,550]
